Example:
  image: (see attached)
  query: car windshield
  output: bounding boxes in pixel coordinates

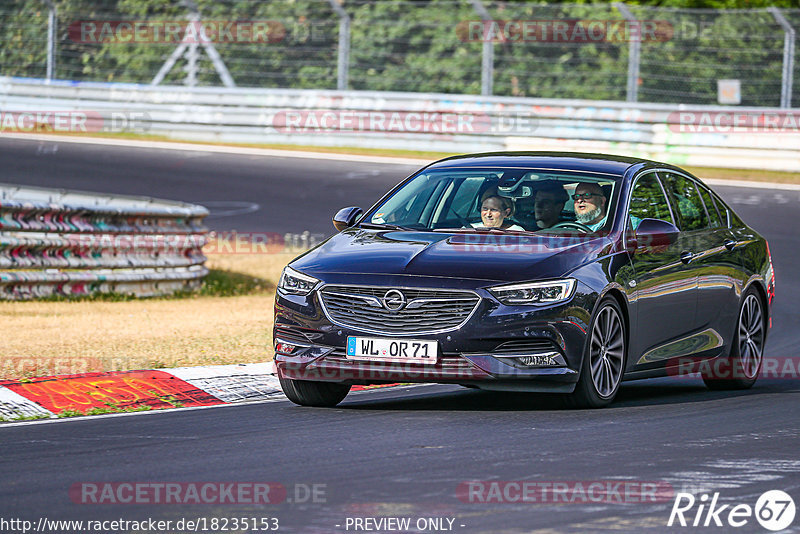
[365,168,621,234]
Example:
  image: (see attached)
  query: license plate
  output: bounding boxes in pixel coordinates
[346,336,438,364]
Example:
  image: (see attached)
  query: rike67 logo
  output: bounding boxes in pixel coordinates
[668,490,796,531]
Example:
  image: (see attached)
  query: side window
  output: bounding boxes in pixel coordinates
[698,185,722,228]
[628,173,673,229]
[418,179,449,224]
[450,177,484,219]
[661,172,709,232]
[431,180,456,224]
[710,191,734,228]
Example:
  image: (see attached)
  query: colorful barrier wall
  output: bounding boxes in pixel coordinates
[0,183,208,299]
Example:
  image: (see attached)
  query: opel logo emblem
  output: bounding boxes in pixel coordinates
[382,289,406,311]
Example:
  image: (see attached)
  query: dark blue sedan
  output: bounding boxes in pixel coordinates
[273,152,775,408]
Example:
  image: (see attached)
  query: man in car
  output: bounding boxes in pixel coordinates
[573,182,608,231]
[533,182,569,229]
[515,181,568,229]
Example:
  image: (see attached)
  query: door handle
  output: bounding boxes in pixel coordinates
[723,239,737,251]
[680,251,695,264]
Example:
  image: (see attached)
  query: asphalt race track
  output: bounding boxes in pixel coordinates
[2,137,799,533]
[0,137,413,235]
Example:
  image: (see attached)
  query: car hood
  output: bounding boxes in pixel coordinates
[290,228,613,283]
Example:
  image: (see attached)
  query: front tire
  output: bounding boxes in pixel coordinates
[703,289,765,390]
[568,297,627,408]
[279,376,351,407]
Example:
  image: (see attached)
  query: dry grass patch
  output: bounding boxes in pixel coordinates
[685,166,800,184]
[0,248,298,379]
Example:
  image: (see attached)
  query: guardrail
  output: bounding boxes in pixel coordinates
[0,183,208,299]
[1,76,799,172]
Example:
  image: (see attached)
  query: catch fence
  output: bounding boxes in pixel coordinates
[1,1,797,107]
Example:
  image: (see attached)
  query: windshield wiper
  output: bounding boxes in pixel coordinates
[358,222,408,231]
[433,227,530,234]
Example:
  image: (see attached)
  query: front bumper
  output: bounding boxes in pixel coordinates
[273,279,596,394]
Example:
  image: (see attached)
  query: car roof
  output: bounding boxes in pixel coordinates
[424,151,659,176]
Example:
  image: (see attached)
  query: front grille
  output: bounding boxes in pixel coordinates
[274,325,323,344]
[318,285,480,335]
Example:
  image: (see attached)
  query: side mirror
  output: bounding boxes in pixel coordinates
[632,218,680,249]
[332,206,363,232]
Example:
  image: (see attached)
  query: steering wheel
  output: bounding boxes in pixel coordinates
[550,221,592,233]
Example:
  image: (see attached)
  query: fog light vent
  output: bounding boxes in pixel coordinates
[275,342,297,355]
[492,350,567,368]
[494,339,559,353]
[515,353,562,367]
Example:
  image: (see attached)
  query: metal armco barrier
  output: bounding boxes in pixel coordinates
[0,183,208,299]
[1,76,799,172]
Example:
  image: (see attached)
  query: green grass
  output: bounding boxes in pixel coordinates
[0,412,53,422]
[22,268,272,302]
[198,269,272,297]
[152,393,184,408]
[55,401,155,418]
[0,399,185,423]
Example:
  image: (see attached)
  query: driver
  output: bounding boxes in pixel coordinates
[531,182,569,229]
[573,182,608,231]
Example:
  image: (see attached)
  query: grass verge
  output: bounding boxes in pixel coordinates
[0,245,297,379]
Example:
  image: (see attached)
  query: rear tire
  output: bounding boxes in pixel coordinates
[703,288,764,390]
[567,297,627,408]
[279,376,351,407]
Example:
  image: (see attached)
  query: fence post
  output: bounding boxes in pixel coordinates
[185,39,199,87]
[326,0,350,91]
[769,7,795,109]
[43,0,57,81]
[468,0,494,96]
[614,3,640,103]
[152,1,236,87]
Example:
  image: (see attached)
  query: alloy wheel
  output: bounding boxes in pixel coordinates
[738,293,764,379]
[589,305,625,398]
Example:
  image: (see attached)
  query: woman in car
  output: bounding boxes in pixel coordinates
[472,195,524,230]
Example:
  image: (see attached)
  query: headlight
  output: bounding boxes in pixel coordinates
[489,278,576,305]
[278,266,320,296]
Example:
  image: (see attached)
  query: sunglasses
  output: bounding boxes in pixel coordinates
[572,192,602,201]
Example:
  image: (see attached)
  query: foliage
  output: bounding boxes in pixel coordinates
[0,0,797,105]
